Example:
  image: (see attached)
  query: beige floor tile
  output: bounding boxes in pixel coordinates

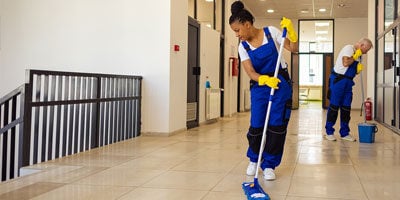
[43,166,108,183]
[362,180,400,200]
[77,167,166,187]
[119,188,207,200]
[171,149,242,173]
[288,176,367,199]
[285,196,333,200]
[30,184,133,200]
[143,171,225,190]
[293,164,358,179]
[114,155,189,171]
[202,191,248,200]
[297,151,352,165]
[143,141,212,159]
[0,182,65,200]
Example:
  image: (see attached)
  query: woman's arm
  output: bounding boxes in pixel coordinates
[284,38,298,53]
[241,59,260,81]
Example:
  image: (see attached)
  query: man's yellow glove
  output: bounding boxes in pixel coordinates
[258,75,281,89]
[353,49,362,60]
[280,17,298,43]
[356,63,363,74]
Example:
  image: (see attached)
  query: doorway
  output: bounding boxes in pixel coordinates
[187,17,200,129]
[297,20,334,109]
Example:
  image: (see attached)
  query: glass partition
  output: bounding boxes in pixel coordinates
[385,0,395,29]
[384,31,395,125]
[299,54,323,86]
[299,20,333,53]
[376,36,385,122]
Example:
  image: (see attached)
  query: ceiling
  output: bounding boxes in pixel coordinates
[241,0,368,19]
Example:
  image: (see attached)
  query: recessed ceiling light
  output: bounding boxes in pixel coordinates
[315,22,330,27]
[315,31,328,34]
[316,36,327,41]
[300,10,309,14]
[319,8,326,12]
[205,0,213,2]
[267,9,274,13]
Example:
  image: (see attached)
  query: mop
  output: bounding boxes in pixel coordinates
[359,61,367,123]
[242,27,287,200]
[358,60,378,142]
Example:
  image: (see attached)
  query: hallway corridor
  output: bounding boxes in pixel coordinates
[0,105,399,199]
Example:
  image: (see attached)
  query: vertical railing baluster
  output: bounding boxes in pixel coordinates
[62,76,69,157]
[10,96,17,179]
[41,75,48,162]
[32,75,41,164]
[79,77,86,152]
[55,76,62,158]
[67,76,75,155]
[96,77,103,146]
[48,75,56,160]
[2,101,9,181]
[92,76,100,148]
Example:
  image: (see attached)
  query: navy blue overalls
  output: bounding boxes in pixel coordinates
[325,60,359,136]
[242,27,292,170]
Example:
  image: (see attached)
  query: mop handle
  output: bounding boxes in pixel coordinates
[254,28,287,179]
[359,57,367,123]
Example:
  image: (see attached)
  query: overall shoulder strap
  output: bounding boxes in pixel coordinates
[263,27,273,42]
[242,41,251,52]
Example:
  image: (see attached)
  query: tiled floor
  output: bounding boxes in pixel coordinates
[1,102,400,199]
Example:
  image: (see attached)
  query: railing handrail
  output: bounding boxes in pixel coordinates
[0,84,25,106]
[26,69,143,81]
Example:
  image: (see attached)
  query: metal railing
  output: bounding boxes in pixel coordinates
[0,69,142,181]
[0,84,26,181]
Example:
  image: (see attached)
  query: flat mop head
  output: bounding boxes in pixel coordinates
[242,179,270,200]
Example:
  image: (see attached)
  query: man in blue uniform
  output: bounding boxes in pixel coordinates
[325,38,373,141]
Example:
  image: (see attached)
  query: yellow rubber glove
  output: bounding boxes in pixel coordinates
[356,63,363,74]
[258,75,281,89]
[280,17,298,43]
[353,49,362,60]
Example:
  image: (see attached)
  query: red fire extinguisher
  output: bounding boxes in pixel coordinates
[364,97,372,120]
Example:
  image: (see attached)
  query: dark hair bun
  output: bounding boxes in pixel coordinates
[231,1,244,15]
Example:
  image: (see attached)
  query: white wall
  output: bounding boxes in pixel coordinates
[0,0,172,133]
[199,24,220,122]
[169,0,188,133]
[224,0,240,117]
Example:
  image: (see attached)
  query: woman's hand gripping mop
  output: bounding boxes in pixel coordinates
[241,26,288,200]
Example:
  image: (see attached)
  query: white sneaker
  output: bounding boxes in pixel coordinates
[341,134,356,142]
[325,134,337,141]
[263,168,276,181]
[246,162,257,176]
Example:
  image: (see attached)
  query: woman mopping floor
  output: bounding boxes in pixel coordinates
[228,1,298,199]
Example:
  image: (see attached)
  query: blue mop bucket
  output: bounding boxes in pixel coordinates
[358,123,378,143]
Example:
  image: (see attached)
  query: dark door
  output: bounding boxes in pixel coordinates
[187,17,200,129]
[322,53,334,109]
[219,36,225,117]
